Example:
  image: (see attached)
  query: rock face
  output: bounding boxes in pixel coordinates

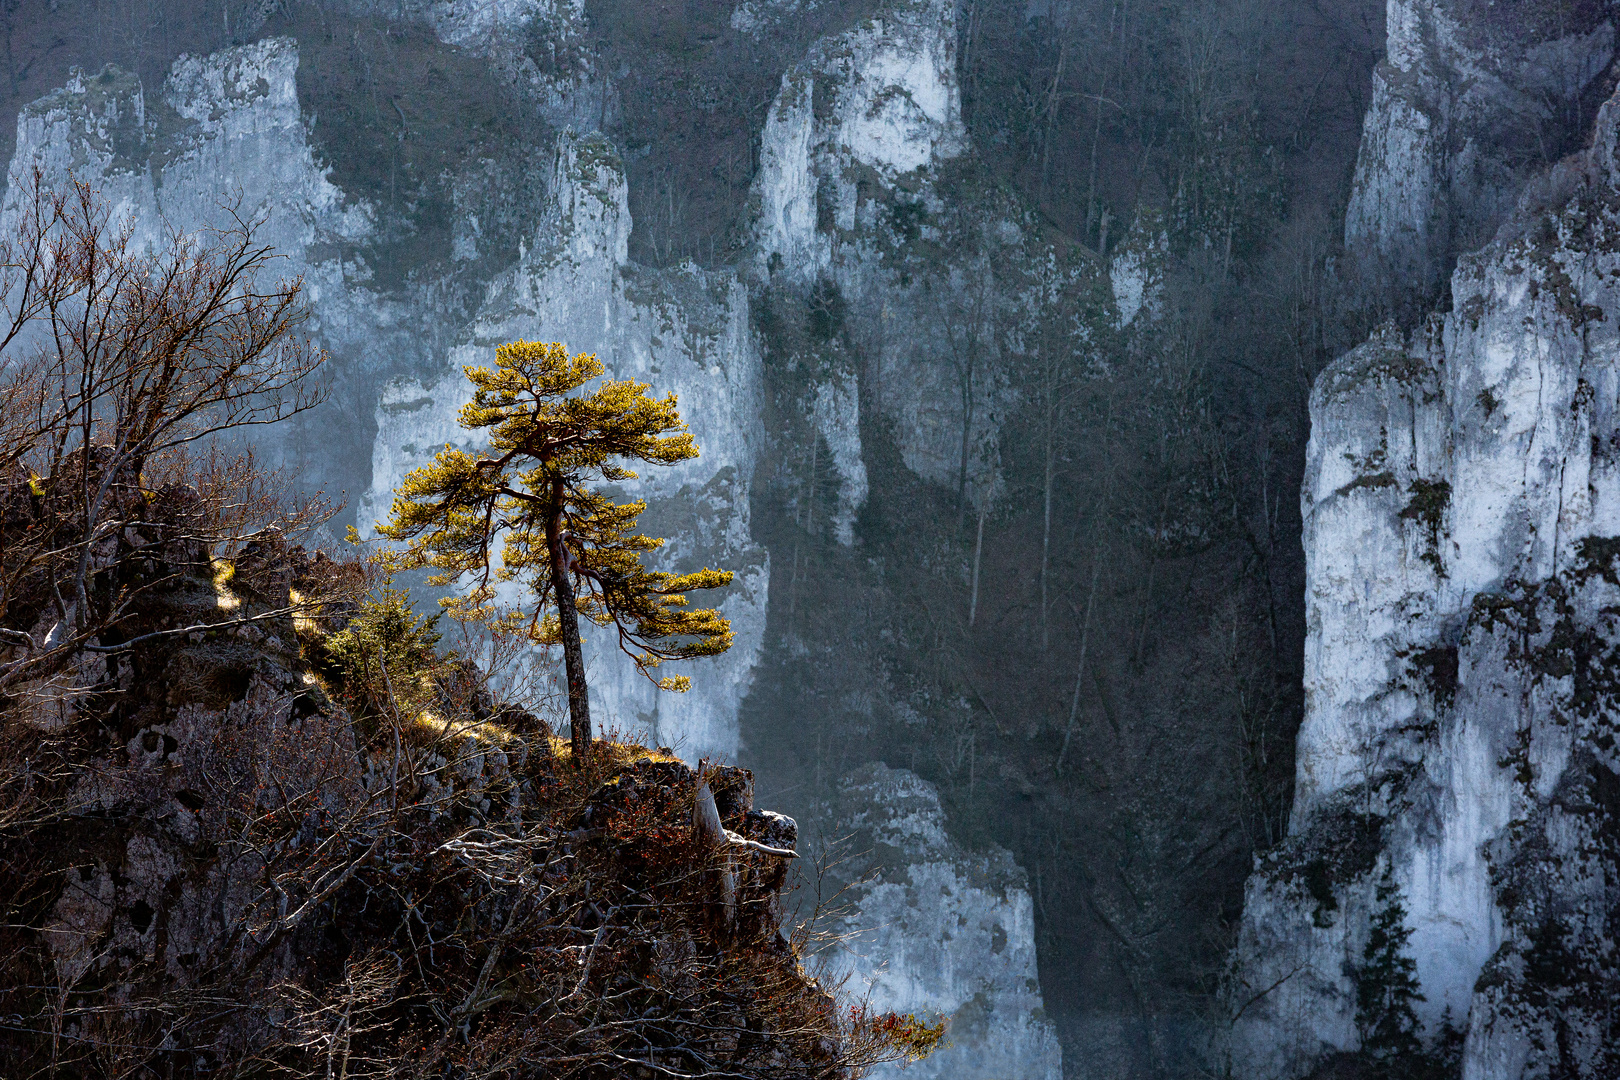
[740,9,1068,1069]
[0,37,477,505]
[1229,75,1620,1080]
[753,0,965,285]
[751,0,1009,498]
[824,765,1063,1080]
[1342,0,1618,316]
[335,0,606,129]
[734,5,1066,1072]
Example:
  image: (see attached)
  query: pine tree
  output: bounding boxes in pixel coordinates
[1356,866,1426,1066]
[374,340,733,756]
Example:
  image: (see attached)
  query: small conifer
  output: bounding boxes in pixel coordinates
[374,340,733,756]
[1355,866,1426,1065]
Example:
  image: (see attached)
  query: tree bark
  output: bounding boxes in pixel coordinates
[1040,35,1068,203]
[1041,418,1054,651]
[957,347,975,527]
[548,479,591,756]
[969,499,987,628]
[1054,547,1101,776]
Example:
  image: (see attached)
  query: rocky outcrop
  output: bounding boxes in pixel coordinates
[1343,0,1618,317]
[823,765,1063,1080]
[0,485,844,1075]
[749,0,990,498]
[1229,80,1620,1080]
[0,38,479,504]
[752,0,965,285]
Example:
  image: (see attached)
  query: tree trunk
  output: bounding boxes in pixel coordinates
[556,569,591,758]
[548,480,591,757]
[1056,451,1115,774]
[693,779,737,929]
[1133,490,1170,665]
[969,499,987,628]
[958,351,975,528]
[1041,419,1054,651]
[1040,37,1068,203]
[1054,548,1102,776]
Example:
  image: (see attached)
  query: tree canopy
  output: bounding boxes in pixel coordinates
[375,339,733,753]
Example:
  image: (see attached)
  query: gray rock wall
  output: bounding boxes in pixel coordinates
[2,38,405,501]
[1229,57,1620,1080]
[751,0,1011,500]
[1343,0,1617,317]
[823,765,1063,1080]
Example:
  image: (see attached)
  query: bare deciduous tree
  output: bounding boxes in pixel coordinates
[0,171,329,698]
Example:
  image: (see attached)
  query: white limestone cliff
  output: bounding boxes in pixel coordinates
[0,38,419,501]
[753,0,964,284]
[1229,82,1620,1080]
[810,371,868,545]
[750,0,1017,500]
[2,39,364,303]
[1343,0,1616,312]
[825,764,1064,1080]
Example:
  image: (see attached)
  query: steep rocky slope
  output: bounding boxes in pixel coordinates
[1229,6,1620,1077]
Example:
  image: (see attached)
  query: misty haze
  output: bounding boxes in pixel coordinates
[0,2,1615,1078]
